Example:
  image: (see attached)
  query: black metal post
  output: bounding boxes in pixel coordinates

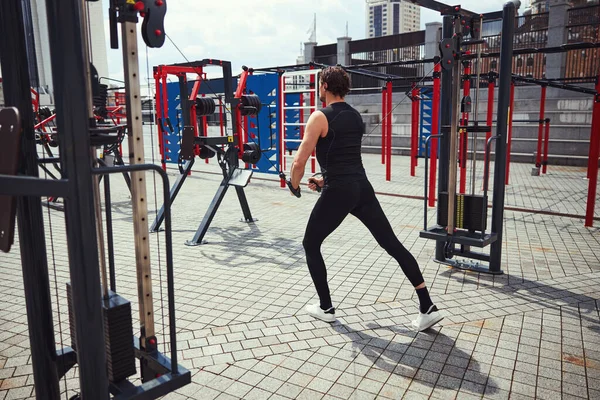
[150,159,195,232]
[45,0,109,397]
[0,2,60,398]
[179,75,191,126]
[104,174,117,292]
[489,2,515,273]
[435,15,454,261]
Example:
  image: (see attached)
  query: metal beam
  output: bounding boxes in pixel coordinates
[45,0,110,397]
[121,20,156,370]
[0,1,61,397]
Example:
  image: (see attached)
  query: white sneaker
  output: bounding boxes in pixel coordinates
[305,304,336,323]
[412,305,444,332]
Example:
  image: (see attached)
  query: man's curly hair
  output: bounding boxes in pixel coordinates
[320,66,351,98]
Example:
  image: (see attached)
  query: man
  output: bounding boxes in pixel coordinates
[287,66,443,332]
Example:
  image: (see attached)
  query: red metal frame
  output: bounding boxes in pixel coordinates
[542,118,550,174]
[506,81,515,185]
[410,85,420,177]
[459,62,471,194]
[429,63,441,207]
[536,85,547,169]
[234,69,250,159]
[381,87,387,165]
[386,81,393,181]
[279,74,286,188]
[484,78,495,167]
[585,77,600,227]
[309,65,317,173]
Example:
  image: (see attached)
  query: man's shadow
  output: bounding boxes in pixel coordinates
[332,322,498,396]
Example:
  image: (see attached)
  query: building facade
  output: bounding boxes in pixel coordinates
[366,0,420,38]
[0,0,109,106]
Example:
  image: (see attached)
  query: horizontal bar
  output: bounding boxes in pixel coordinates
[282,69,320,77]
[283,89,316,94]
[0,175,69,197]
[250,63,314,72]
[282,106,314,110]
[512,74,597,95]
[463,42,600,60]
[37,157,62,164]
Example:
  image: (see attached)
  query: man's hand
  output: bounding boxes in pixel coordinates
[307,176,324,192]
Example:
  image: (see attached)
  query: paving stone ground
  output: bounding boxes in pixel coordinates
[1,133,599,399]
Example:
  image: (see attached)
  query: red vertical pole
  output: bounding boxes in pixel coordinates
[506,81,515,184]
[386,81,393,181]
[536,85,547,169]
[161,72,169,170]
[585,80,600,227]
[299,91,306,172]
[410,85,419,176]
[309,67,316,173]
[429,64,441,207]
[542,118,550,174]
[460,63,471,194]
[155,70,166,171]
[484,77,495,168]
[279,74,285,188]
[381,87,387,165]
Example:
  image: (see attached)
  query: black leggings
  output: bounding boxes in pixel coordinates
[302,179,425,309]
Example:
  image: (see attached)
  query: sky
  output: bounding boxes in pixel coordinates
[101,0,519,85]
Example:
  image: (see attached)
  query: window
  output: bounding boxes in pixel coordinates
[373,5,383,37]
[393,3,400,34]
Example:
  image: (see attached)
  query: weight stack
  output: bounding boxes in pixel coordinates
[437,192,487,232]
[66,283,137,382]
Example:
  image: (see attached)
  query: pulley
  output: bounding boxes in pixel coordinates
[195,97,216,117]
[198,145,216,160]
[240,94,262,116]
[241,142,261,164]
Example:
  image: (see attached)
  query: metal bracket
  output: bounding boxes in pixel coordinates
[0,107,22,253]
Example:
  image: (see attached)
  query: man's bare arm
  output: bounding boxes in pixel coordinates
[290,111,327,189]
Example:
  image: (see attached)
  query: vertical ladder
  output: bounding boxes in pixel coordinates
[279,69,321,180]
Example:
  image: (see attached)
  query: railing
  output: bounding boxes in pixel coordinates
[311,8,598,85]
[566,4,600,78]
[313,43,336,66]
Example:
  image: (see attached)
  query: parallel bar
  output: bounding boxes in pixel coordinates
[489,1,515,274]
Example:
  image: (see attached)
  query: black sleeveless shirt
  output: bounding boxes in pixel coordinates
[316,102,367,187]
